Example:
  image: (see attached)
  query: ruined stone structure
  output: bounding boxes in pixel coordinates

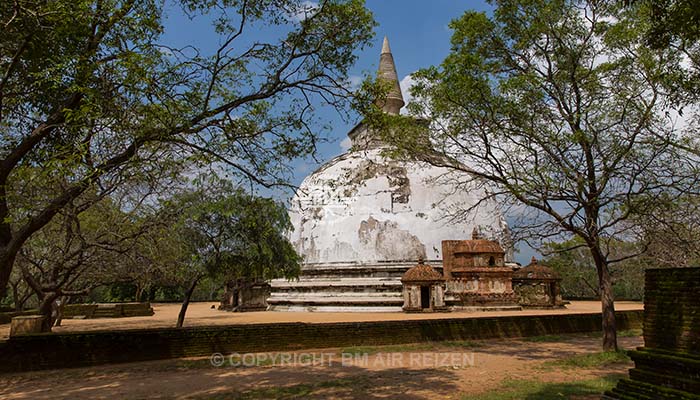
[267,38,512,311]
[513,257,565,309]
[604,267,700,399]
[10,315,45,336]
[401,259,447,312]
[220,279,270,312]
[441,230,520,311]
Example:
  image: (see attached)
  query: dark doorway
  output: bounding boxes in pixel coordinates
[488,256,495,266]
[420,286,430,310]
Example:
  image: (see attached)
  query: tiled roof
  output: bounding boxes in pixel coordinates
[402,261,445,282]
[513,257,561,281]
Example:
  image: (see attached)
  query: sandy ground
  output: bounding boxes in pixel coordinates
[0,333,642,399]
[0,301,643,339]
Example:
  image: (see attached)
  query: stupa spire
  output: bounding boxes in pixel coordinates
[376,36,405,115]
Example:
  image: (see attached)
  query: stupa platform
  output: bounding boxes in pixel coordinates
[267,262,418,312]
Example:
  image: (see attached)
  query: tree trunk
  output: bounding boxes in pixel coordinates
[0,251,17,300]
[135,284,144,303]
[17,290,32,312]
[54,296,68,327]
[11,280,20,311]
[38,293,59,333]
[595,257,618,351]
[176,277,201,328]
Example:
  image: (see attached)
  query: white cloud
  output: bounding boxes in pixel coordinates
[399,74,416,115]
[340,136,352,152]
[346,74,364,91]
[287,1,319,22]
[157,46,175,57]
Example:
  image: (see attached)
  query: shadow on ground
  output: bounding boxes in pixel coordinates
[476,374,624,400]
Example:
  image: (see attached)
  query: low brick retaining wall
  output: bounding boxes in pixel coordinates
[0,303,154,325]
[0,310,37,325]
[0,310,642,373]
[62,302,155,319]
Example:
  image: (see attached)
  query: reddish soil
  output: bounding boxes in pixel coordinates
[0,302,643,399]
[0,301,643,340]
[0,333,641,399]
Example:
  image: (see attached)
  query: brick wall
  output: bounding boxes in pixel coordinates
[643,267,700,354]
[0,310,642,373]
[605,267,700,400]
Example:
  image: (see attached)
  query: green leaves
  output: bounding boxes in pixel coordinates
[0,0,375,297]
[168,181,301,283]
[374,0,699,279]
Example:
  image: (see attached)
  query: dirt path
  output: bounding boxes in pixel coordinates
[0,333,641,400]
[0,301,643,340]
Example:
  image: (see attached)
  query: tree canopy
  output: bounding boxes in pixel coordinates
[377,0,700,350]
[163,181,301,327]
[0,0,376,298]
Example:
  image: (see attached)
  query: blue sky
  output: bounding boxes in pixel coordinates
[297,1,495,174]
[160,1,539,263]
[161,1,494,179]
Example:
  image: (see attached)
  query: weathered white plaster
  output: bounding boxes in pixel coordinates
[289,146,511,265]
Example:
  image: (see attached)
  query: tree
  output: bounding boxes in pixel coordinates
[639,0,700,117]
[634,194,700,268]
[168,182,301,328]
[0,0,375,298]
[18,193,166,331]
[379,0,700,350]
[542,238,648,301]
[6,267,33,311]
[541,238,600,299]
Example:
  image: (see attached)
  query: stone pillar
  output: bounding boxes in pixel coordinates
[410,285,420,309]
[402,284,422,312]
[432,284,447,311]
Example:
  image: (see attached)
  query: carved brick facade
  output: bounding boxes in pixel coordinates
[401,259,447,312]
[513,257,565,309]
[441,230,520,311]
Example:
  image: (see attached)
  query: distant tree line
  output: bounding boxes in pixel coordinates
[1,176,301,331]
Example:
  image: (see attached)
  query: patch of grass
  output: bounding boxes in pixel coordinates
[226,377,364,399]
[440,340,482,349]
[522,334,565,342]
[340,343,434,355]
[339,345,381,355]
[523,329,642,343]
[465,375,623,400]
[581,329,643,339]
[541,350,631,370]
[340,340,481,356]
[617,328,642,338]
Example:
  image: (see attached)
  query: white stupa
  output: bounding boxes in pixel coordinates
[267,38,512,311]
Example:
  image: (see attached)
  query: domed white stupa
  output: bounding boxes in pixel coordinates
[267,38,512,311]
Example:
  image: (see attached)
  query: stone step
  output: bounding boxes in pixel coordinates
[270,278,402,288]
[296,271,408,279]
[267,295,404,305]
[267,305,403,312]
[268,292,403,300]
[301,262,441,270]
